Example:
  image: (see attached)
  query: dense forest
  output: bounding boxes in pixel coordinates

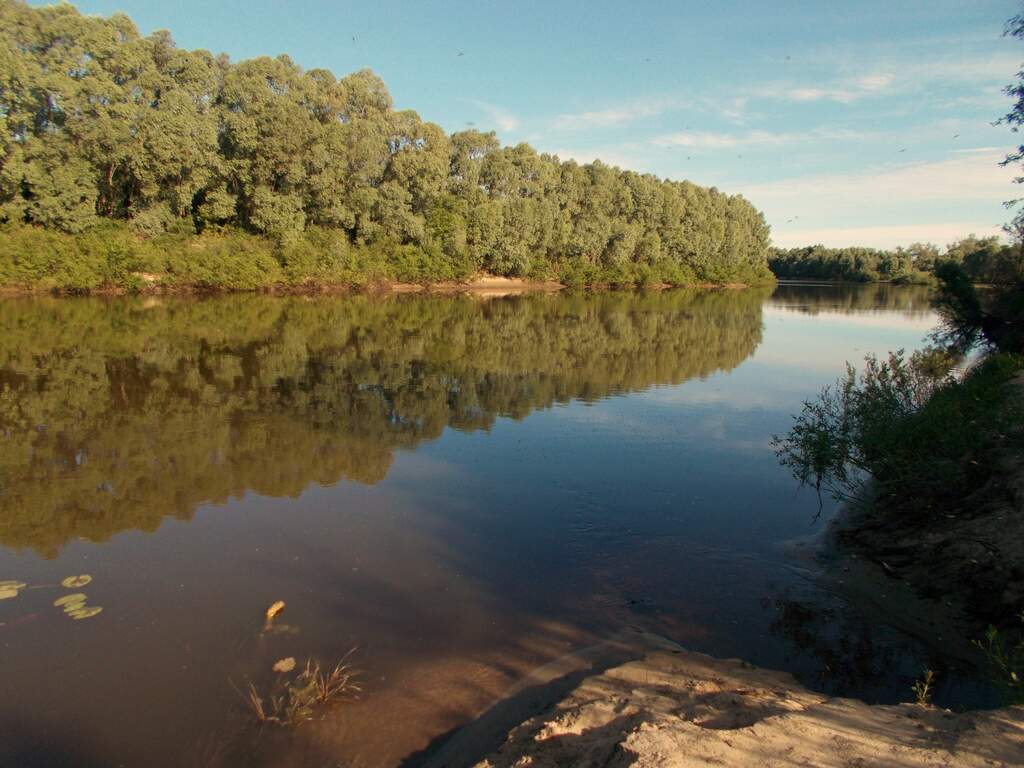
[768,236,1023,284]
[0,0,772,291]
[0,289,769,556]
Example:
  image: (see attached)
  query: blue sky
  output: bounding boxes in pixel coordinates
[44,0,1024,249]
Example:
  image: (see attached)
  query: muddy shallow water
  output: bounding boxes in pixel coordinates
[0,283,988,767]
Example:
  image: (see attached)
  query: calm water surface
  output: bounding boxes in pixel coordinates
[0,284,979,767]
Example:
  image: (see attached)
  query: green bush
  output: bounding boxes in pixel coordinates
[0,218,769,293]
[773,350,1024,511]
[0,222,147,292]
[278,226,353,285]
[162,232,281,290]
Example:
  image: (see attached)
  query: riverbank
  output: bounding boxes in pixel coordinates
[820,372,1024,648]
[458,644,1023,767]
[0,223,775,295]
[0,274,767,298]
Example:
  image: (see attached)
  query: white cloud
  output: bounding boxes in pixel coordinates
[894,53,1021,86]
[761,72,897,104]
[785,86,859,104]
[742,152,1017,249]
[856,73,896,92]
[718,96,749,124]
[758,49,1018,107]
[552,99,670,131]
[952,146,1002,154]
[654,127,868,149]
[744,151,1015,206]
[466,99,519,132]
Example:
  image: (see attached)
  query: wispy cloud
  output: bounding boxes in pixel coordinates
[952,146,1002,154]
[743,151,1015,205]
[856,73,896,92]
[884,53,1020,87]
[742,151,1016,248]
[717,96,749,124]
[466,99,520,132]
[551,98,675,131]
[653,127,870,149]
[775,72,896,104]
[758,51,1019,107]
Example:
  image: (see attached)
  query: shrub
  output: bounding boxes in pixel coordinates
[163,231,281,290]
[772,350,1024,511]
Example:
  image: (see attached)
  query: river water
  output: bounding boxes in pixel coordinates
[0,284,983,767]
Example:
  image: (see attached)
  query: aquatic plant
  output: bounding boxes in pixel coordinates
[53,591,103,620]
[236,652,360,727]
[67,606,103,620]
[54,593,88,608]
[0,575,102,620]
[0,580,27,600]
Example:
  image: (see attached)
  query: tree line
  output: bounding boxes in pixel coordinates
[768,236,1023,284]
[0,0,772,290]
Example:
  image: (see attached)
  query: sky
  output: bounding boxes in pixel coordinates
[39,0,1024,249]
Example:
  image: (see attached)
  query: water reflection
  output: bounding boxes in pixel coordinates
[0,289,769,556]
[0,285,985,768]
[768,282,934,317]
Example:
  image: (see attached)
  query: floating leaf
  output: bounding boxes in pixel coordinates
[54,593,87,608]
[265,600,285,623]
[272,657,296,673]
[0,580,27,600]
[67,606,102,620]
[61,575,92,588]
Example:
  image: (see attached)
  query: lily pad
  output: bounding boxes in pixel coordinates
[61,575,92,588]
[0,588,19,600]
[272,657,296,673]
[67,606,102,620]
[54,593,87,608]
[0,580,27,591]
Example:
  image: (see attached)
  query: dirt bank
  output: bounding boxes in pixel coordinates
[0,273,568,297]
[467,648,1023,768]
[385,275,566,296]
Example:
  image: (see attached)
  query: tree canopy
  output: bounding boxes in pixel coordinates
[0,0,772,288]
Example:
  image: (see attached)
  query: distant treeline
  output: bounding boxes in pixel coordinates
[0,1,771,291]
[769,237,1022,284]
